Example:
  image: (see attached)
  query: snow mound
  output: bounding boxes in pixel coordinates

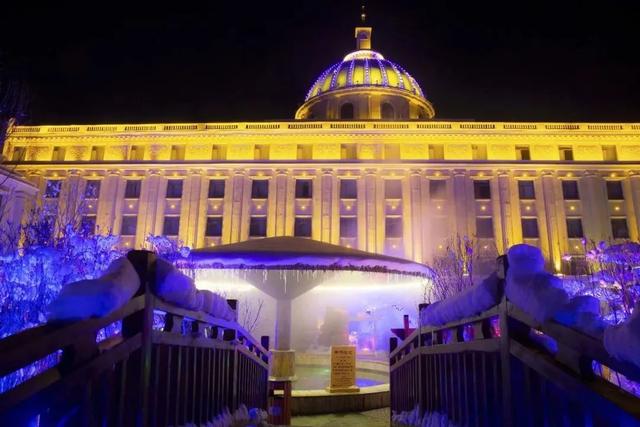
[392,406,459,427]
[47,257,140,321]
[420,272,500,326]
[554,295,606,337]
[506,244,569,323]
[155,258,236,321]
[604,303,640,368]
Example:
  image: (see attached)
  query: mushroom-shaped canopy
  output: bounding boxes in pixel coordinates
[182,236,433,300]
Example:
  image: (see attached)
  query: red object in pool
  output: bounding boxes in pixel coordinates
[391,315,415,340]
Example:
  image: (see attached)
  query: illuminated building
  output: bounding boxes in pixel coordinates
[3,25,640,273]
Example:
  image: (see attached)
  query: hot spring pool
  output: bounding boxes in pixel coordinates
[292,365,388,390]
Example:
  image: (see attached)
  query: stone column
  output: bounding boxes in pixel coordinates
[579,172,609,242]
[452,170,473,238]
[271,298,296,380]
[405,170,424,262]
[313,168,338,243]
[539,171,563,271]
[359,169,382,253]
[180,169,206,248]
[96,170,123,234]
[493,171,520,252]
[268,169,290,237]
[224,169,249,243]
[137,169,165,247]
[625,173,640,241]
[2,190,28,238]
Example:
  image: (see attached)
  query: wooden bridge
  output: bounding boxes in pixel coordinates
[390,262,640,427]
[0,251,269,426]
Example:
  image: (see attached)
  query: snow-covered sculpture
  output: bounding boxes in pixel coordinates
[506,244,569,323]
[47,257,140,320]
[420,272,500,326]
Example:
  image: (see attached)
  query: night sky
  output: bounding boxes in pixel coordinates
[2,1,639,124]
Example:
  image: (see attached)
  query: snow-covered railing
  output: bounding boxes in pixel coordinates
[0,250,270,426]
[390,256,640,427]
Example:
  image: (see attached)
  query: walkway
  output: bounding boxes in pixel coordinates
[290,407,390,427]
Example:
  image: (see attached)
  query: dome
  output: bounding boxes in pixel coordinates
[304,50,426,102]
[295,26,435,120]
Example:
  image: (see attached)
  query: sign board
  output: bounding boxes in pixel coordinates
[327,345,360,393]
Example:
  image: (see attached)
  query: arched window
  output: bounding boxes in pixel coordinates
[381,102,395,120]
[340,103,354,120]
[417,107,427,120]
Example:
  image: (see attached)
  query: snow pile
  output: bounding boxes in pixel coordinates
[506,244,569,323]
[179,404,267,427]
[604,303,640,369]
[392,406,459,427]
[553,295,606,337]
[47,257,140,321]
[155,258,236,321]
[420,272,500,326]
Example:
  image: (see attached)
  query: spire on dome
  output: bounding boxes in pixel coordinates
[355,3,372,50]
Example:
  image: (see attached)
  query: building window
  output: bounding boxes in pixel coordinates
[341,144,357,160]
[340,179,358,199]
[251,180,269,199]
[516,146,531,161]
[471,144,487,160]
[384,144,400,160]
[211,145,226,160]
[474,180,491,200]
[381,102,395,120]
[81,215,96,235]
[121,215,137,236]
[255,144,269,160]
[297,144,312,160]
[611,218,629,239]
[476,217,494,238]
[294,217,312,237]
[208,179,225,198]
[606,181,624,200]
[85,180,101,199]
[249,217,267,237]
[129,145,145,161]
[559,146,574,161]
[45,180,62,198]
[340,217,357,238]
[385,180,402,199]
[340,103,354,119]
[166,179,183,199]
[521,218,539,238]
[90,146,105,161]
[518,180,535,200]
[430,180,447,199]
[295,179,313,199]
[170,145,185,161]
[385,217,403,238]
[163,216,180,236]
[602,145,618,161]
[566,218,584,238]
[205,216,223,237]
[429,144,444,160]
[52,146,66,161]
[125,180,141,199]
[11,147,26,161]
[562,180,580,200]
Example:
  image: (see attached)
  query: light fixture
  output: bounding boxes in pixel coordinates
[478,172,485,177]
[438,244,444,250]
[614,206,621,211]
[256,205,263,210]
[129,204,134,209]
[210,242,216,247]
[480,206,487,211]
[569,206,576,211]
[301,205,307,210]
[170,204,176,209]
[346,205,352,211]
[574,245,580,250]
[88,204,93,209]
[610,172,616,178]
[434,171,441,177]
[436,205,442,210]
[525,206,531,211]
[391,244,397,249]
[213,204,219,210]
[391,205,397,210]
[567,172,573,177]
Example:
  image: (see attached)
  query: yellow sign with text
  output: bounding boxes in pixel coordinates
[328,345,360,393]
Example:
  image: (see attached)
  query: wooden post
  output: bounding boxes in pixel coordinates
[125,250,157,427]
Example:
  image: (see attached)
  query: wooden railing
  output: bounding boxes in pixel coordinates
[0,250,269,426]
[390,281,640,426]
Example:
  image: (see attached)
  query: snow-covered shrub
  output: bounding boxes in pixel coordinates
[392,405,459,427]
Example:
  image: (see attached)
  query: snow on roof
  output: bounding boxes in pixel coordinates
[184,236,433,278]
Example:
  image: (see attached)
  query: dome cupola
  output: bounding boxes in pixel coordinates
[295,26,435,120]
